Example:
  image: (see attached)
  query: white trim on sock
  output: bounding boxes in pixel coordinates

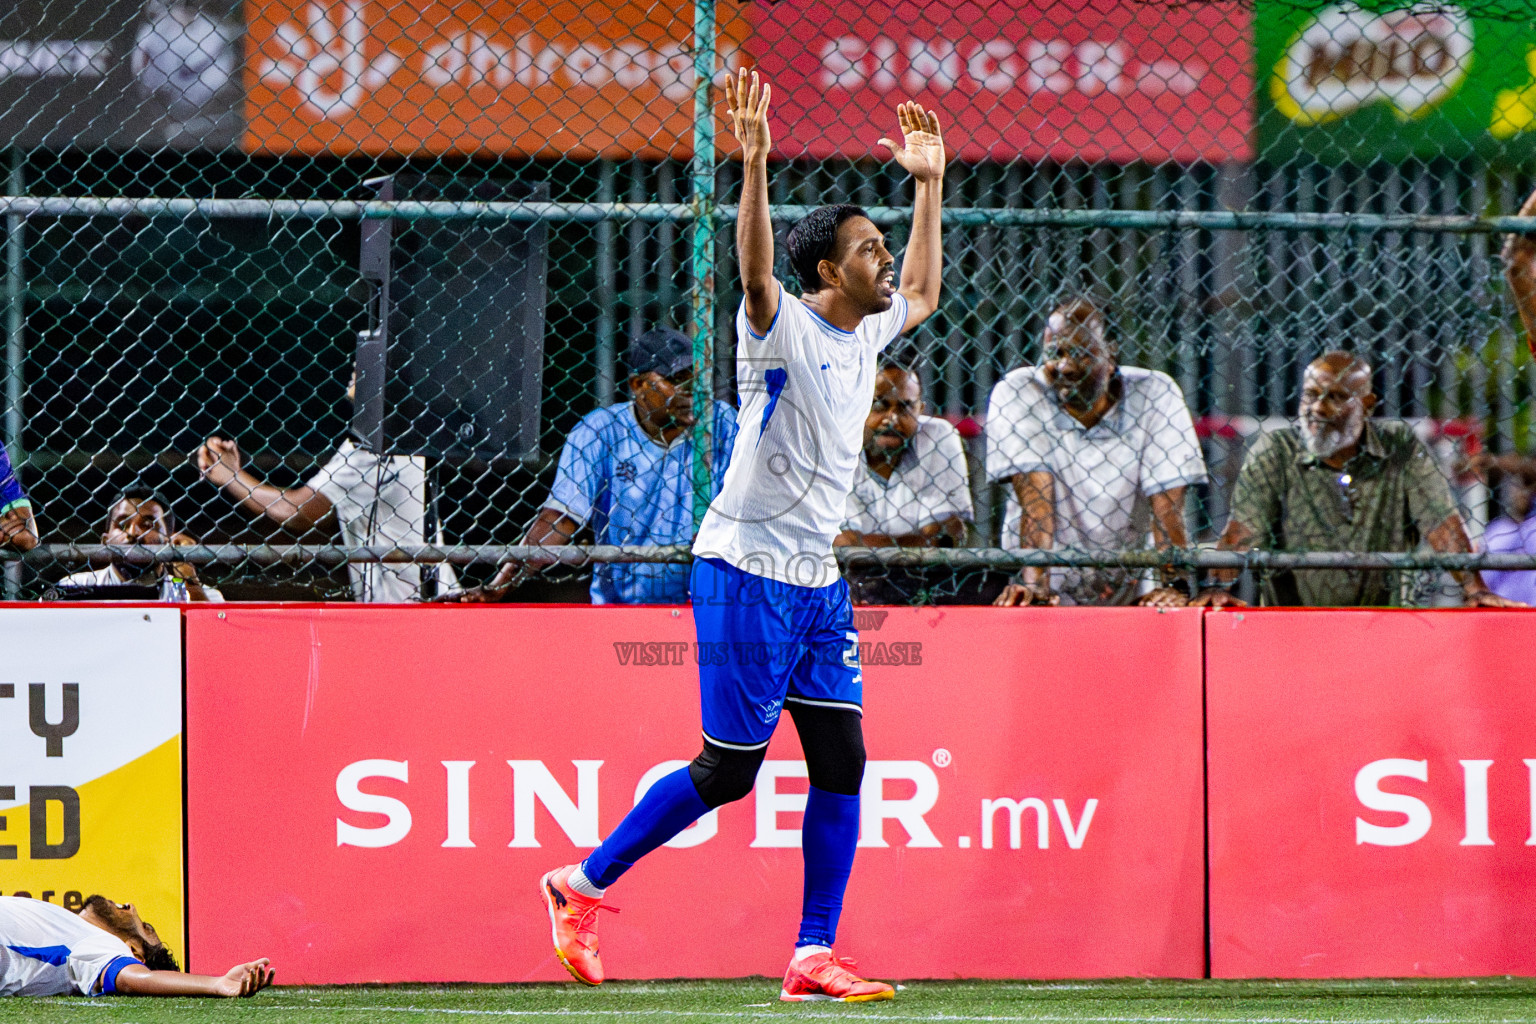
[794,944,830,963]
[568,865,606,899]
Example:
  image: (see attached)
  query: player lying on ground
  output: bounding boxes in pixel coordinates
[0,895,273,997]
[540,68,944,1003]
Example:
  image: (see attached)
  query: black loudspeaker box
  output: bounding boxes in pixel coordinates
[352,174,549,461]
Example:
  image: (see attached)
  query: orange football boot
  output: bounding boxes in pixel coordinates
[779,950,895,1002]
[539,865,614,985]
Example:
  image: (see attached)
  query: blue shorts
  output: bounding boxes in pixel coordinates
[690,557,862,750]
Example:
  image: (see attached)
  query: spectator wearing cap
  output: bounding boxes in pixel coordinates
[57,488,224,602]
[195,373,457,602]
[986,298,1207,607]
[835,361,973,604]
[453,327,738,604]
[0,441,38,554]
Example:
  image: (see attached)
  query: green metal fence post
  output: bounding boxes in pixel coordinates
[689,0,717,530]
[4,152,23,601]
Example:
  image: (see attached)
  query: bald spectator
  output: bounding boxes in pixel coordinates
[1194,352,1520,608]
[986,299,1206,607]
[835,362,972,604]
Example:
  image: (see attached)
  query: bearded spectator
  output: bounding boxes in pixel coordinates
[1194,352,1520,608]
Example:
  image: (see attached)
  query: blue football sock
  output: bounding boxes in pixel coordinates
[797,785,860,948]
[580,766,709,889]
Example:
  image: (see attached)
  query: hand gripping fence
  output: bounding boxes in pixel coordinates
[4,0,1536,608]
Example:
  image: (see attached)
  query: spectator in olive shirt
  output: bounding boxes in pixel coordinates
[1193,351,1521,608]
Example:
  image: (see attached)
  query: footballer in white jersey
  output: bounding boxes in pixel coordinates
[540,68,945,1004]
[0,895,272,998]
[693,287,909,588]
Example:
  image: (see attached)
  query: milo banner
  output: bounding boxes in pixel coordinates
[0,607,184,964]
[0,0,243,149]
[1259,1,1536,161]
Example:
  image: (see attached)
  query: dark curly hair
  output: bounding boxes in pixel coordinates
[142,942,180,972]
[79,895,181,972]
[785,204,869,293]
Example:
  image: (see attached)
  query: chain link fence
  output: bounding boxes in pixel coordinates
[2,0,1536,606]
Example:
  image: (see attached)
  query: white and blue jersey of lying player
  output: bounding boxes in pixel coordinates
[0,898,139,997]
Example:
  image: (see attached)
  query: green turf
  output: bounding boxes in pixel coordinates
[8,979,1536,1023]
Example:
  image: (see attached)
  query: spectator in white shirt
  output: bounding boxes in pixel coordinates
[836,362,973,603]
[195,376,456,602]
[57,489,224,602]
[986,299,1207,607]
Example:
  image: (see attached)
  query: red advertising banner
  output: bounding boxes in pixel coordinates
[185,605,1204,982]
[1207,609,1536,978]
[243,0,1250,160]
[748,0,1253,164]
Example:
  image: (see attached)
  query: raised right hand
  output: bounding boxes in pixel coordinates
[724,67,771,159]
[196,436,242,485]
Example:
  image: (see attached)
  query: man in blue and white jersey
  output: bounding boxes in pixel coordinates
[540,70,945,1002]
[454,326,737,604]
[0,894,271,997]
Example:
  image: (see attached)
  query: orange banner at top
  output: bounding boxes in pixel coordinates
[244,0,748,157]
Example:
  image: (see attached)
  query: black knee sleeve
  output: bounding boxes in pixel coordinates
[789,703,866,796]
[688,741,765,809]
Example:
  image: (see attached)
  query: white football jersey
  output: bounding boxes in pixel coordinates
[0,897,139,996]
[694,286,908,587]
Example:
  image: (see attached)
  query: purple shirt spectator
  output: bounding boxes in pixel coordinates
[1482,514,1536,605]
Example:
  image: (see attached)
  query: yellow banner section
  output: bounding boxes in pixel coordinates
[0,737,184,964]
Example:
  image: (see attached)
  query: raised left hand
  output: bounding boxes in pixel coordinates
[878,102,945,184]
[214,958,274,998]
